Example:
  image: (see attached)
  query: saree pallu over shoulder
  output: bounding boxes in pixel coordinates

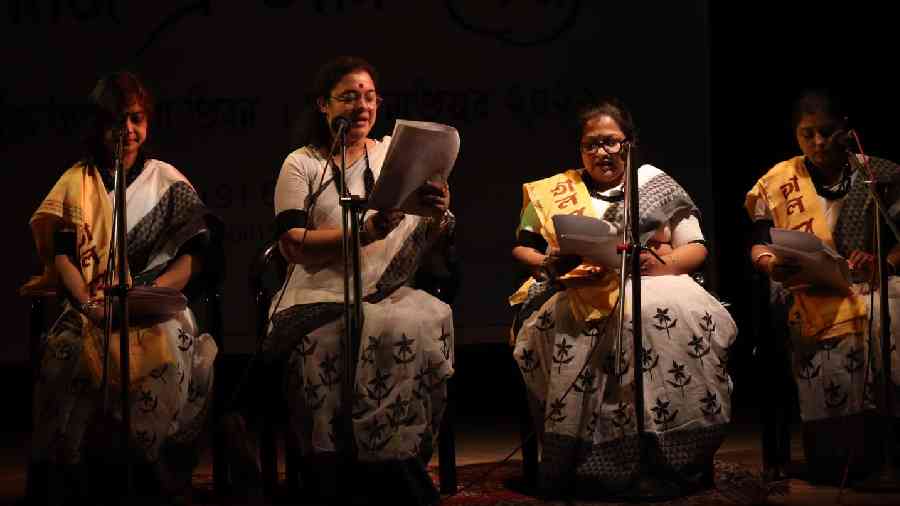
[123,161,219,277]
[834,154,900,256]
[746,155,866,341]
[509,170,619,324]
[21,162,113,296]
[599,165,700,244]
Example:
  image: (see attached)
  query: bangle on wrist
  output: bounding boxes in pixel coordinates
[370,213,390,239]
[753,251,775,271]
[437,208,451,228]
[361,217,376,245]
[79,299,100,314]
[427,209,452,231]
[540,254,557,281]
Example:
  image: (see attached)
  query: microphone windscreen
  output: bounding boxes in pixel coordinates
[331,116,351,132]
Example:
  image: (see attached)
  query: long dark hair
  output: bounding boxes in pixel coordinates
[84,71,154,166]
[295,56,379,150]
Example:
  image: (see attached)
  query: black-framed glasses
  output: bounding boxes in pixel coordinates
[329,91,383,107]
[581,137,627,155]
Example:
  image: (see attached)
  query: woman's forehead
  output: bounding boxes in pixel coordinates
[333,71,375,90]
[582,115,622,136]
[797,111,839,128]
[123,101,145,113]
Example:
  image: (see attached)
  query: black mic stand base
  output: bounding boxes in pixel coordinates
[608,439,689,503]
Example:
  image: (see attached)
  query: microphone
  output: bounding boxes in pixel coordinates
[110,117,127,140]
[830,129,856,151]
[331,116,351,136]
[110,118,128,160]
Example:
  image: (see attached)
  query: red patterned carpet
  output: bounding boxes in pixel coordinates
[430,459,773,506]
[181,457,773,506]
[5,446,900,505]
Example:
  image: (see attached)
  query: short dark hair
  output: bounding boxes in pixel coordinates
[85,71,154,163]
[577,96,638,145]
[791,88,847,129]
[574,96,639,165]
[297,56,379,149]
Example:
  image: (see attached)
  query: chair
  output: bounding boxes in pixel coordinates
[249,241,302,497]
[251,237,459,498]
[752,271,795,479]
[24,277,229,499]
[186,273,230,495]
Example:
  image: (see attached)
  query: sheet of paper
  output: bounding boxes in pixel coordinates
[552,214,621,269]
[768,228,851,291]
[368,120,460,215]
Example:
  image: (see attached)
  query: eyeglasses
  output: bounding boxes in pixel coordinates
[581,137,627,155]
[329,91,383,107]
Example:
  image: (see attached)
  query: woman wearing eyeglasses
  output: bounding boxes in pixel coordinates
[21,72,222,504]
[511,97,736,497]
[257,56,454,505]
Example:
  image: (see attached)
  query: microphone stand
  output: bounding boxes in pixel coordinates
[99,125,133,499]
[852,149,900,491]
[334,123,367,484]
[613,144,680,500]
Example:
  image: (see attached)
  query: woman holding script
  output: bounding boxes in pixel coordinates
[21,72,221,503]
[265,56,454,505]
[746,89,900,483]
[511,97,736,497]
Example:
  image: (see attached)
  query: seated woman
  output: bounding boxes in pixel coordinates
[511,97,736,497]
[264,56,454,506]
[21,72,221,503]
[746,89,900,483]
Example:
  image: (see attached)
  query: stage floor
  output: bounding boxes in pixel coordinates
[3,419,900,505]
[4,345,900,505]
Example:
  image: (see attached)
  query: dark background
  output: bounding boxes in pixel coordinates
[1,0,896,426]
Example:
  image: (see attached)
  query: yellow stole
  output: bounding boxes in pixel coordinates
[22,162,173,390]
[745,156,866,341]
[21,162,113,296]
[510,170,619,323]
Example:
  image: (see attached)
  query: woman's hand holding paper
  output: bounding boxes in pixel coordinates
[418,180,450,217]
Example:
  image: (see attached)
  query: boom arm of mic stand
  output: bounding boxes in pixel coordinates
[867,182,900,243]
[851,149,900,242]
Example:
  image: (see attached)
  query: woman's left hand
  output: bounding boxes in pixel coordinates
[847,249,877,293]
[639,250,670,276]
[639,242,675,276]
[419,180,450,217]
[848,249,875,283]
